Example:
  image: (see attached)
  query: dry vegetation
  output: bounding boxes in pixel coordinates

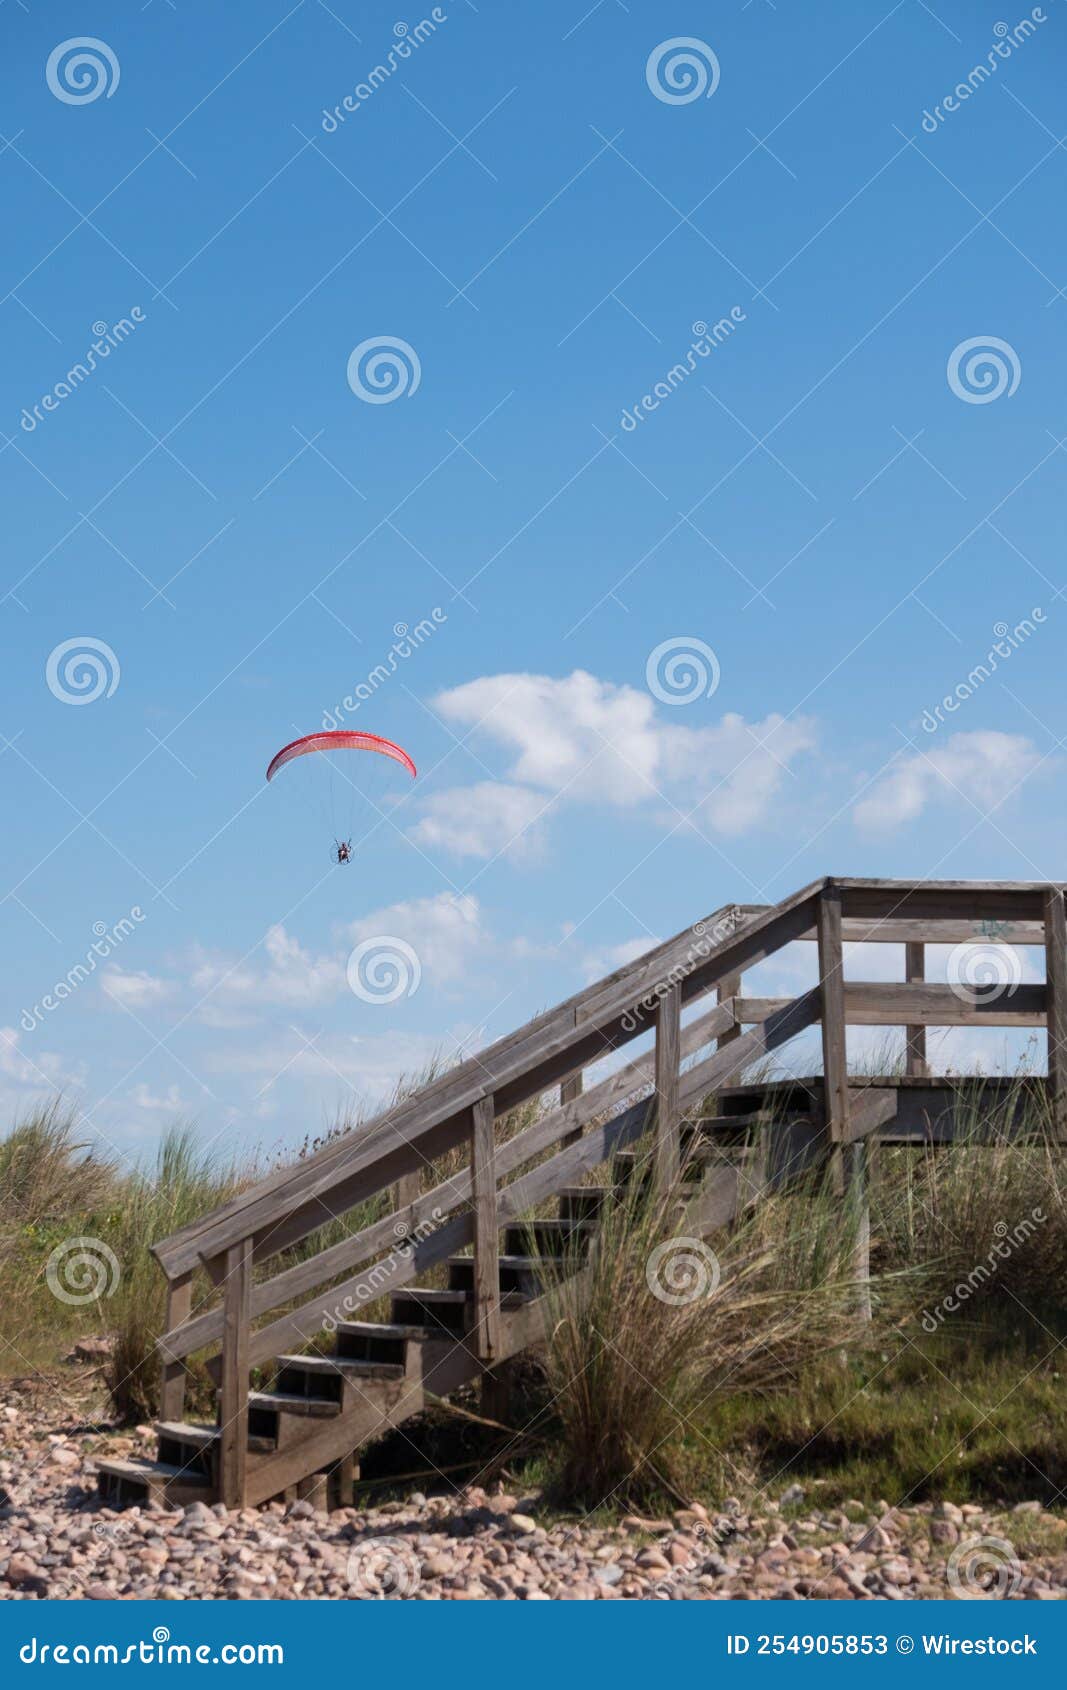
[2,1061,1066,1514]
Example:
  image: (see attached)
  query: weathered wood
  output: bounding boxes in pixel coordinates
[560,1068,583,1149]
[1045,888,1067,1138]
[844,1141,872,1322]
[470,1096,501,1364]
[394,1171,421,1211]
[905,942,927,1077]
[802,919,1046,945]
[218,1238,252,1509]
[732,985,1046,1027]
[654,984,681,1185]
[715,971,743,1087]
[159,1272,192,1423]
[817,886,849,1184]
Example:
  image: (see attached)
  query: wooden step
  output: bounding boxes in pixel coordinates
[557,1185,615,1223]
[612,1148,707,1183]
[95,1455,211,1508]
[156,1420,276,1470]
[446,1254,563,1297]
[247,1389,341,1421]
[503,1218,594,1256]
[390,1287,471,1335]
[273,1353,404,1405]
[333,1318,438,1366]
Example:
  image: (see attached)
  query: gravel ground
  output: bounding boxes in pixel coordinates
[1,1375,1065,1600]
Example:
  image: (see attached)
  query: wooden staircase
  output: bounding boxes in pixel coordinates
[96,878,1067,1510]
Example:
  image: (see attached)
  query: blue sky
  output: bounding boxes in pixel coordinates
[2,0,1065,1163]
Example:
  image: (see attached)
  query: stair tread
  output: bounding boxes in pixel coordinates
[94,1455,210,1485]
[156,1419,275,1456]
[447,1252,564,1270]
[274,1353,404,1378]
[334,1320,438,1340]
[393,1287,470,1303]
[248,1390,340,1418]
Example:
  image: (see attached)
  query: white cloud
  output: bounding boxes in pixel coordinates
[853,730,1041,831]
[409,783,550,861]
[128,1082,190,1113]
[420,670,815,854]
[101,968,172,1009]
[189,924,344,1010]
[345,893,486,987]
[579,935,660,983]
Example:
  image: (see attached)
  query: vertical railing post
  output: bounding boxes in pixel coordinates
[1044,887,1067,1140]
[560,1068,583,1149]
[818,885,869,1317]
[470,1095,501,1364]
[160,1271,192,1423]
[716,971,743,1089]
[394,1170,421,1212]
[905,941,927,1077]
[219,1237,252,1508]
[817,884,850,1170]
[654,982,682,1186]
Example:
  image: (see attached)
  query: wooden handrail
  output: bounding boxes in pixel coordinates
[154,885,826,1278]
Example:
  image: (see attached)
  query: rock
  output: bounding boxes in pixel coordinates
[780,1483,806,1506]
[930,1520,958,1545]
[506,1514,537,1534]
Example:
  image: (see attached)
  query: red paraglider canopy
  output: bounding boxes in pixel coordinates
[266,730,417,784]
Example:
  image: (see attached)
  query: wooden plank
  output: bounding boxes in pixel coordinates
[1045,888,1067,1138]
[560,1068,583,1149]
[218,1238,252,1509]
[654,983,681,1185]
[905,942,927,1077]
[470,1096,501,1363]
[844,1142,872,1322]
[715,971,743,1087]
[800,919,1046,945]
[159,1272,192,1423]
[732,986,1046,1027]
[394,1171,421,1211]
[817,886,850,1176]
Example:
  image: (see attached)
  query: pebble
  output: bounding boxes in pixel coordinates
[0,1377,1064,1602]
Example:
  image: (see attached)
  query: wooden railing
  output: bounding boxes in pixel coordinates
[152,878,1067,1505]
